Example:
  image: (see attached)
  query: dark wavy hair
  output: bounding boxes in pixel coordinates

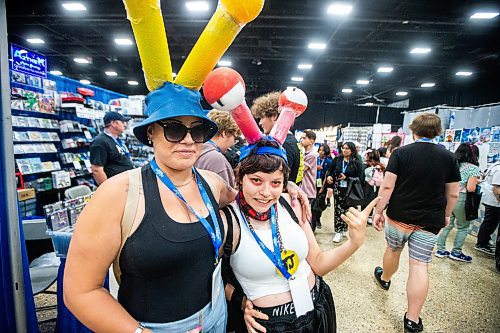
[318,143,331,158]
[341,142,360,161]
[235,139,290,189]
[455,143,479,166]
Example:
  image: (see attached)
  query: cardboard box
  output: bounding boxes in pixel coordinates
[17,188,35,201]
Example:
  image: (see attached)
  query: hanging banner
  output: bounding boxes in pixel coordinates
[10,44,47,78]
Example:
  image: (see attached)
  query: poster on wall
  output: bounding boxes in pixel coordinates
[445,129,455,142]
[479,127,492,142]
[461,128,471,143]
[488,143,500,164]
[491,126,500,142]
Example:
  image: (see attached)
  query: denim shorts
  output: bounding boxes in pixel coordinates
[139,281,227,332]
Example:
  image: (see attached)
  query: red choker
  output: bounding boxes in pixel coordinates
[238,190,275,221]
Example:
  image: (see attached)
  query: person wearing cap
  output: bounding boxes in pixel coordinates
[64,82,311,333]
[89,111,134,185]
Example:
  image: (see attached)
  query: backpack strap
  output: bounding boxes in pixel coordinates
[221,206,234,259]
[112,167,142,284]
[279,196,300,225]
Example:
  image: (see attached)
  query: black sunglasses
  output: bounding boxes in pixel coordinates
[157,121,217,143]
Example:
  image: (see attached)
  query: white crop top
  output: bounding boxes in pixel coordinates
[229,201,312,301]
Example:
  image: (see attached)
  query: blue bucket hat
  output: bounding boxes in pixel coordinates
[133,82,218,146]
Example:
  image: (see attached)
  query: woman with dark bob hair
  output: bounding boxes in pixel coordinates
[222,138,378,333]
[436,143,481,262]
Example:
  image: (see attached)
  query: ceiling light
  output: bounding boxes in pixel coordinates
[365,102,374,106]
[291,77,303,82]
[402,20,410,24]
[456,71,473,76]
[218,60,232,66]
[114,38,133,45]
[410,47,431,54]
[308,42,326,50]
[396,91,408,96]
[327,3,353,15]
[105,71,118,76]
[377,66,393,73]
[356,79,369,85]
[128,80,139,86]
[62,3,86,11]
[172,72,177,78]
[298,63,313,70]
[80,79,90,85]
[342,88,352,93]
[74,57,90,64]
[50,70,63,76]
[421,82,435,88]
[186,1,209,11]
[26,38,45,44]
[470,12,499,19]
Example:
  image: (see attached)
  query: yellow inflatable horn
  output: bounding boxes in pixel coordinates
[174,0,265,90]
[123,0,173,91]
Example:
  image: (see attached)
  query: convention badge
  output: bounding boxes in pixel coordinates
[339,180,348,188]
[211,261,222,307]
[316,178,323,188]
[289,274,314,318]
[275,249,299,277]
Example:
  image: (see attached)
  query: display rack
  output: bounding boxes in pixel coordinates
[11,69,128,216]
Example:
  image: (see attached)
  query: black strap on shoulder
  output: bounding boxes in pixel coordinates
[279,196,300,225]
[221,206,234,259]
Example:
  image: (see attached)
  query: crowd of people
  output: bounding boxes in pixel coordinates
[65,83,498,333]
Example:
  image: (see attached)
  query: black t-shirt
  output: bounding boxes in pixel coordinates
[89,133,134,178]
[283,133,300,183]
[385,142,461,229]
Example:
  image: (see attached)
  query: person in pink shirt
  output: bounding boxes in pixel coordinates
[300,130,318,209]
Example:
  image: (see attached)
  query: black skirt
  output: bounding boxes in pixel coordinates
[254,277,336,333]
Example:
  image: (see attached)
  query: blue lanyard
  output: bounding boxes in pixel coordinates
[207,140,221,153]
[150,159,222,264]
[415,138,436,144]
[105,131,131,158]
[342,159,350,173]
[237,200,291,279]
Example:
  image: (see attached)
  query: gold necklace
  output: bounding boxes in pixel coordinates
[173,173,195,188]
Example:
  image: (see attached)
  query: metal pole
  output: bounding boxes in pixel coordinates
[375,105,380,124]
[0,0,28,331]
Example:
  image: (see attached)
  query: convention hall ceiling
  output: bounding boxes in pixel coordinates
[6,0,500,106]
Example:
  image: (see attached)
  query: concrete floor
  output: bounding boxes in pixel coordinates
[317,206,500,333]
[36,205,500,332]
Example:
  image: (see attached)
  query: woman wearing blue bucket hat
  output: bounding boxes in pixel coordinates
[65,82,237,332]
[64,81,310,333]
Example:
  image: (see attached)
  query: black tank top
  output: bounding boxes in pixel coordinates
[118,164,224,323]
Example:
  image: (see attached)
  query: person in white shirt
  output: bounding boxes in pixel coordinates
[475,162,500,258]
[222,137,379,333]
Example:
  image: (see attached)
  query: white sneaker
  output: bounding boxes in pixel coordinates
[332,232,341,243]
[342,230,348,238]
